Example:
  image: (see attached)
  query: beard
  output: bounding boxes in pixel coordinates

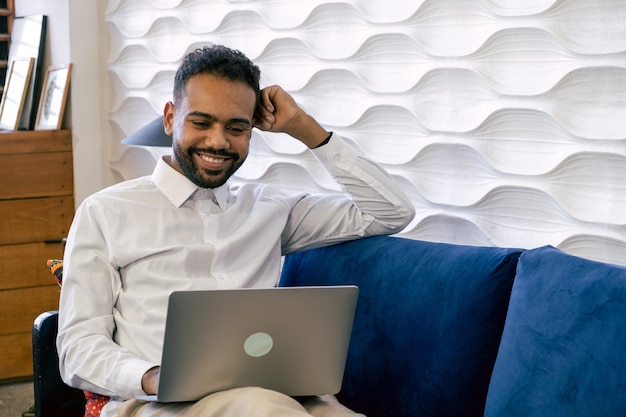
[173,142,247,188]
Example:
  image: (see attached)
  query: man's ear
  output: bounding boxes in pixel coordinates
[163,101,175,135]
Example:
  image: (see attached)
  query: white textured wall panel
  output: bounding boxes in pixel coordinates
[105,0,626,266]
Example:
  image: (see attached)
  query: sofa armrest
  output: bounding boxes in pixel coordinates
[32,311,85,417]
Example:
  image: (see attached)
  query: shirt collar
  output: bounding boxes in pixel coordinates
[153,156,230,209]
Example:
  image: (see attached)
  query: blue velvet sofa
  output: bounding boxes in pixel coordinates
[279,236,626,417]
[33,235,626,417]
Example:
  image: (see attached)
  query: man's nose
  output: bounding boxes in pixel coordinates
[203,127,230,149]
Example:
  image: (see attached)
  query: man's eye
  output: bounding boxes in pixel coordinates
[227,126,249,134]
[192,120,210,128]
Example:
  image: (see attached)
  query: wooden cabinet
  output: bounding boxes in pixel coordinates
[0,129,74,381]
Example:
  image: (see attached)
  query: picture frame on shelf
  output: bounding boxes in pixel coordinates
[6,15,48,130]
[35,64,73,130]
[0,57,35,131]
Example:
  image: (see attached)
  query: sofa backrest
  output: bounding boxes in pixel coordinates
[280,235,523,417]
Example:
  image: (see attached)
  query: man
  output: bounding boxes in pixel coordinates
[57,45,415,417]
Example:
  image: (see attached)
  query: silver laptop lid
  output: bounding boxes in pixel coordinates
[146,285,358,403]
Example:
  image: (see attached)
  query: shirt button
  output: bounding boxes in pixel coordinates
[333,154,341,161]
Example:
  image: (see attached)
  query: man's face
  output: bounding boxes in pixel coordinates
[163,73,257,188]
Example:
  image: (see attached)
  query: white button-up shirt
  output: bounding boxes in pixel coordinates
[57,135,414,409]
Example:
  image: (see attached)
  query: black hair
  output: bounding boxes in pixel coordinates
[173,45,261,104]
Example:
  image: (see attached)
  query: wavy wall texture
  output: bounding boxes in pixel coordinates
[105,0,626,266]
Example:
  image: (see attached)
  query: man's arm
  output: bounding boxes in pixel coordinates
[57,199,158,398]
[253,85,416,252]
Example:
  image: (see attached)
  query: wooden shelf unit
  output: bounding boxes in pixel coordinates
[0,129,74,381]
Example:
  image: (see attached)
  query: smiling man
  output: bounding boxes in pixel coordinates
[57,45,415,417]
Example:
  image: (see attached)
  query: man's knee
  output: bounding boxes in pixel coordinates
[197,387,307,415]
[226,387,293,403]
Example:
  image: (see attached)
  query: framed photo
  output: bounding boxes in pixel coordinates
[0,57,35,130]
[35,64,73,130]
[7,15,47,129]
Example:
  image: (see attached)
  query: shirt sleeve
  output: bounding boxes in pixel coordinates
[280,133,415,254]
[56,198,157,399]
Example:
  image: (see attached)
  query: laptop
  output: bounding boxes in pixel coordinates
[135,285,359,403]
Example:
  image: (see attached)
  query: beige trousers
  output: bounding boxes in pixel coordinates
[114,387,365,417]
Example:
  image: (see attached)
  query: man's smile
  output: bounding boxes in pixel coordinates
[193,148,239,172]
[199,154,227,164]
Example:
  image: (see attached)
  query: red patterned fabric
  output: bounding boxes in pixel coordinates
[84,391,110,417]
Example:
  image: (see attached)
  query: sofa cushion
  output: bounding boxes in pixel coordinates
[280,235,522,417]
[484,245,626,417]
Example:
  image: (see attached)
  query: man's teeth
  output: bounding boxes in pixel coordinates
[200,155,226,163]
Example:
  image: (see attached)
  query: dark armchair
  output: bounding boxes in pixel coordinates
[32,310,84,417]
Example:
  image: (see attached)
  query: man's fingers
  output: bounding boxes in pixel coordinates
[254,86,281,130]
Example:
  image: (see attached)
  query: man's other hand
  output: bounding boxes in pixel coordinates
[141,366,161,395]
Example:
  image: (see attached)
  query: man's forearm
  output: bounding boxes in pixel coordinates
[312,134,416,234]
